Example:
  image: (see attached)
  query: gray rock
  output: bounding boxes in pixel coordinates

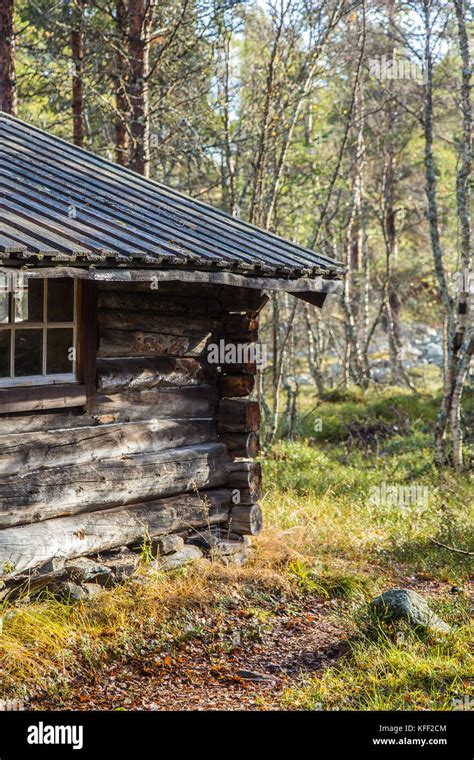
[157,545,203,571]
[186,530,220,550]
[53,581,89,602]
[107,554,140,581]
[186,531,250,564]
[54,581,104,602]
[369,589,451,633]
[154,534,185,556]
[98,547,139,580]
[35,557,66,575]
[65,557,112,586]
[219,550,248,566]
[81,583,104,599]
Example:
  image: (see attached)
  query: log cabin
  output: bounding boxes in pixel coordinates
[0,112,343,582]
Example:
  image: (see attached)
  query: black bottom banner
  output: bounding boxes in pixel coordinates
[0,709,471,758]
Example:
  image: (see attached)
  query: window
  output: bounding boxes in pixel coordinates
[0,277,77,387]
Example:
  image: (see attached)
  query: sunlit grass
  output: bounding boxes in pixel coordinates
[281,601,472,711]
[0,387,472,708]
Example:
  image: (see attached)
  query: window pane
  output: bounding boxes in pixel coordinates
[0,292,9,324]
[14,279,44,323]
[0,331,10,377]
[47,328,74,374]
[15,329,43,376]
[47,279,74,322]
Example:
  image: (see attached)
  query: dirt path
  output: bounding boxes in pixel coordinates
[31,594,348,711]
[28,574,455,711]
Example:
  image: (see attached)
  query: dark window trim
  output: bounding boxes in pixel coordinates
[0,278,97,414]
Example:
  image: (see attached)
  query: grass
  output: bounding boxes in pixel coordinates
[262,386,473,582]
[280,590,472,711]
[281,622,472,711]
[0,386,472,710]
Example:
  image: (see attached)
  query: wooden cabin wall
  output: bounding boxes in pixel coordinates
[0,280,263,576]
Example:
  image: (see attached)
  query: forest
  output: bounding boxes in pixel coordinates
[0,0,472,723]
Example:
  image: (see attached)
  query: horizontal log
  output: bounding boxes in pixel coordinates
[98,328,211,358]
[217,399,261,433]
[0,488,233,576]
[0,385,87,414]
[217,374,255,398]
[0,386,216,436]
[99,281,222,299]
[0,409,88,436]
[101,283,267,319]
[0,442,230,529]
[0,419,217,477]
[97,357,208,393]
[228,461,263,503]
[219,432,260,459]
[92,386,217,423]
[98,291,219,318]
[227,504,263,536]
[99,311,218,339]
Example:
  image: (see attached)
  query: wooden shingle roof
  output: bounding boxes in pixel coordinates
[0,112,343,280]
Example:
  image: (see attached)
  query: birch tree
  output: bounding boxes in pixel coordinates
[420,0,471,467]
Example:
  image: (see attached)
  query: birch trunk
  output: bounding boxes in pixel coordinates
[450,0,472,470]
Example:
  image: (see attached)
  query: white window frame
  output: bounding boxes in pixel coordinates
[0,278,78,388]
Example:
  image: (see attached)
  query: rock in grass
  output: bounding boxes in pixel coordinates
[157,545,203,571]
[369,589,451,633]
[65,557,112,586]
[154,534,185,556]
[53,581,105,602]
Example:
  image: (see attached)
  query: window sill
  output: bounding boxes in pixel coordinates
[0,374,76,389]
[0,383,87,414]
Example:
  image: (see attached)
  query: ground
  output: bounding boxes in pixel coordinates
[1,387,472,711]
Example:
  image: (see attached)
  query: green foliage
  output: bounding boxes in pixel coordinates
[281,622,472,711]
[264,388,473,582]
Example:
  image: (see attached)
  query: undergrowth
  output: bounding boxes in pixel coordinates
[0,387,472,710]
